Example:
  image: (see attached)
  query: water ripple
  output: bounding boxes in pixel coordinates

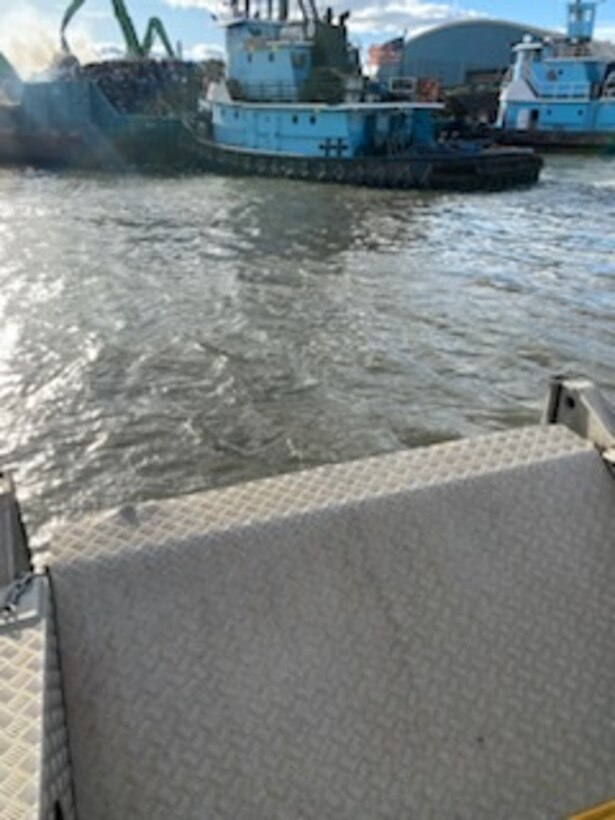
[0,156,613,536]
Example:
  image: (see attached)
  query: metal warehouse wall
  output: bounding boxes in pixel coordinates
[382,20,552,87]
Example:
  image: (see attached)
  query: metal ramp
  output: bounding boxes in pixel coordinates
[1,380,614,819]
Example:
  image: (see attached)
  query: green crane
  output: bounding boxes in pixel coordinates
[61,0,177,59]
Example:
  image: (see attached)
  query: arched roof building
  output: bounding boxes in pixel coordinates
[382,19,554,88]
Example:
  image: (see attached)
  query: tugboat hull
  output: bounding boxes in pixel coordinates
[495,128,615,153]
[194,138,543,191]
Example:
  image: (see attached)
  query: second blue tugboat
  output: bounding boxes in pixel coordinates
[197,1,542,190]
[496,0,615,150]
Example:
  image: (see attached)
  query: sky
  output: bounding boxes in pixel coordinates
[1,0,614,75]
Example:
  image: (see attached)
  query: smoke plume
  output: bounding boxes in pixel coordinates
[0,5,99,78]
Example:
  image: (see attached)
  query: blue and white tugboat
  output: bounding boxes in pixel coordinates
[196,0,542,190]
[496,0,615,150]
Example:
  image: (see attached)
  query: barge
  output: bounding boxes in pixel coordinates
[0,57,205,171]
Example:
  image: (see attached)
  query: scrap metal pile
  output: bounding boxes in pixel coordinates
[55,0,224,117]
[76,59,205,115]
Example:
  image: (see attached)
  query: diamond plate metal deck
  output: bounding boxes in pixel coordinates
[0,474,30,587]
[48,425,615,820]
[0,580,45,820]
[0,577,75,820]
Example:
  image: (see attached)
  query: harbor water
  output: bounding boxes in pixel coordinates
[0,155,613,536]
